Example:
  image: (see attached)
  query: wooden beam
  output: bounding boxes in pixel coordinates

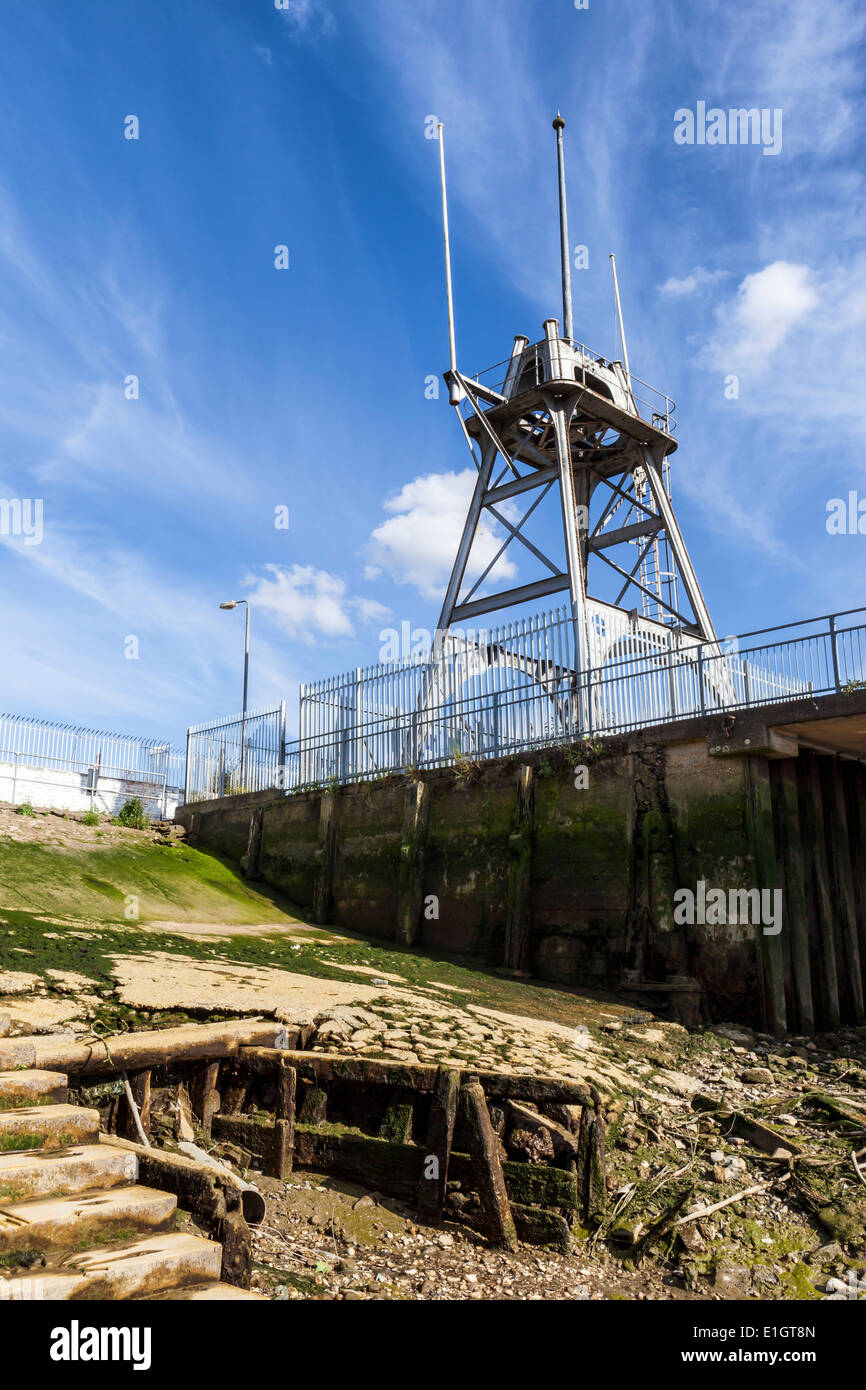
[800,751,841,1030]
[417,1066,460,1223]
[190,1060,221,1139]
[460,1081,518,1250]
[775,759,815,1033]
[746,756,787,1035]
[118,1068,151,1143]
[238,1047,594,1106]
[275,1061,297,1180]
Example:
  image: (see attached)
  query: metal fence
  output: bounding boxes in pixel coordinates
[282,604,866,790]
[0,714,186,817]
[185,704,287,803]
[184,605,866,800]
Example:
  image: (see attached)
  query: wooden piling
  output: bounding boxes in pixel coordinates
[417,1066,460,1223]
[800,752,841,1030]
[191,1060,221,1139]
[275,1060,297,1180]
[824,758,865,1022]
[776,759,815,1033]
[843,762,866,1005]
[745,756,787,1035]
[459,1080,518,1250]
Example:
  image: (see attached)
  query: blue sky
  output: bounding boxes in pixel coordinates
[0,0,864,749]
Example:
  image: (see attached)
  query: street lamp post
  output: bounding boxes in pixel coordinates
[220,599,250,790]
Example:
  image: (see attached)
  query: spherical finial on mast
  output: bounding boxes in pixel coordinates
[553,111,565,131]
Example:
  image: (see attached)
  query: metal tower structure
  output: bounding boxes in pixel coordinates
[433,117,720,693]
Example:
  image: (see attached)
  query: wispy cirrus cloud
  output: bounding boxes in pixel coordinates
[659,267,728,298]
[276,0,335,40]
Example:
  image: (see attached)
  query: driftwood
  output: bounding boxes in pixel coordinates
[806,1092,866,1132]
[460,1081,518,1251]
[675,1183,770,1226]
[692,1093,803,1156]
[118,1069,151,1146]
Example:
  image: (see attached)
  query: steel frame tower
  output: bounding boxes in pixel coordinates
[434,117,719,686]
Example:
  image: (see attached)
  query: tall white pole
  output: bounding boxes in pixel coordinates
[609,252,632,390]
[438,123,458,376]
[553,113,574,343]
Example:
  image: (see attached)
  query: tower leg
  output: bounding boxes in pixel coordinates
[547,393,592,734]
[436,435,499,634]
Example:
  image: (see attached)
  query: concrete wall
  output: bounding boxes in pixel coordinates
[178,719,866,1034]
[0,761,183,819]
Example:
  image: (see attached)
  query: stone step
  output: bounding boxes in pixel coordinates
[0,1071,67,1108]
[140,1279,264,1301]
[0,1184,176,1254]
[0,1232,222,1301]
[0,1104,99,1153]
[0,1144,138,1202]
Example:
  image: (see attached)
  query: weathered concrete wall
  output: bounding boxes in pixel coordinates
[178,724,866,1035]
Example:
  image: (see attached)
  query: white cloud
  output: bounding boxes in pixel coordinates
[242,564,390,644]
[704,0,866,158]
[277,0,334,38]
[659,267,727,298]
[706,261,818,370]
[367,469,517,601]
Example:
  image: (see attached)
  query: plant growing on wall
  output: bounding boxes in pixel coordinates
[116,797,148,830]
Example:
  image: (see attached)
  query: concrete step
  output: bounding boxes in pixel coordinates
[0,1071,67,1108]
[140,1279,265,1301]
[0,1232,222,1301]
[0,1104,99,1153]
[0,1184,176,1254]
[0,1144,137,1202]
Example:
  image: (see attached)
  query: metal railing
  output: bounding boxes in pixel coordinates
[465,337,677,435]
[185,704,287,803]
[280,605,865,791]
[184,606,866,799]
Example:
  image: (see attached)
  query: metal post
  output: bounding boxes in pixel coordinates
[552,114,574,343]
[241,604,250,788]
[437,123,458,377]
[609,253,633,404]
[829,613,841,692]
[184,729,192,804]
[279,700,287,794]
[697,644,706,713]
